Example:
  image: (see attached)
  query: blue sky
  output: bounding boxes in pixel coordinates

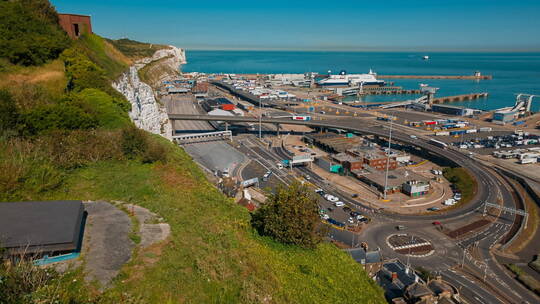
[51,0,540,51]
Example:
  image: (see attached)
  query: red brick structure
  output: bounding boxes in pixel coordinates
[58,14,92,39]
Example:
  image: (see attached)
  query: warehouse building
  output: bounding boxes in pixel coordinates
[0,201,86,263]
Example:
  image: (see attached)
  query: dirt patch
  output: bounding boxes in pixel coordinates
[156,164,197,191]
[445,219,492,239]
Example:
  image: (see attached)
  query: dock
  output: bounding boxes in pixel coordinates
[432,92,488,104]
[362,86,422,95]
[378,75,492,80]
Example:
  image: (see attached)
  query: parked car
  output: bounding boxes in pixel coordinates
[321,214,330,220]
[327,207,334,212]
[350,211,361,218]
[343,206,352,213]
[335,201,345,207]
[351,193,359,198]
[396,225,407,230]
[427,207,440,211]
[432,221,442,225]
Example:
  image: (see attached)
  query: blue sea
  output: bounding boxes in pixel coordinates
[182,51,540,112]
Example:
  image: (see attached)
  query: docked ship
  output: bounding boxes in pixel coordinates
[317,69,385,87]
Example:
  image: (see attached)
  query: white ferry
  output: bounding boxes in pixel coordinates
[317,69,385,87]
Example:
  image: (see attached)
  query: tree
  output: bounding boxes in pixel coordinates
[251,182,323,249]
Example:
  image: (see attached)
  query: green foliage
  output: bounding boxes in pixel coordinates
[77,34,128,79]
[443,167,477,206]
[0,89,19,133]
[106,38,168,59]
[69,88,131,129]
[20,102,98,135]
[61,47,110,93]
[120,126,167,163]
[0,0,71,66]
[506,264,540,295]
[251,182,323,249]
[530,255,540,274]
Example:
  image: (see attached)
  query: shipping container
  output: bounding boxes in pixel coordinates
[479,127,492,132]
[466,129,477,134]
[435,131,450,136]
[424,121,437,125]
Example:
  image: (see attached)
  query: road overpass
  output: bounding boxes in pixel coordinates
[168,113,538,303]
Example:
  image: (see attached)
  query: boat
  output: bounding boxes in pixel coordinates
[317,69,385,87]
[423,55,430,60]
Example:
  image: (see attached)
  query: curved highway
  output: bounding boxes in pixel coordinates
[168,113,539,303]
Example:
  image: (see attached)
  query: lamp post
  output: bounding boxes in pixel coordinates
[383,113,394,199]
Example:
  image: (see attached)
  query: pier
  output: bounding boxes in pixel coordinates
[362,86,422,95]
[432,92,488,104]
[378,74,492,80]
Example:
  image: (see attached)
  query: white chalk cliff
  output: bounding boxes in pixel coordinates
[113,46,186,140]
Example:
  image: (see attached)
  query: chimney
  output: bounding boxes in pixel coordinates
[436,275,442,282]
[391,272,398,281]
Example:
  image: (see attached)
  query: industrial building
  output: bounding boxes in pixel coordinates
[431,104,479,116]
[492,108,518,124]
[0,201,86,262]
[354,168,430,196]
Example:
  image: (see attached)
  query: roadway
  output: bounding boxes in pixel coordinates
[169,113,539,304]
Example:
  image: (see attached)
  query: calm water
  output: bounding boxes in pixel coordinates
[182,51,540,111]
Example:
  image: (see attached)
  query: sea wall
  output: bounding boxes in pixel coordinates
[113,46,186,140]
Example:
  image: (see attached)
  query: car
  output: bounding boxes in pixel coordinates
[315,188,323,193]
[358,217,368,223]
[343,206,352,213]
[396,225,406,230]
[348,217,355,224]
[335,201,344,207]
[321,214,330,220]
[351,193,359,198]
[329,196,339,202]
[304,175,311,180]
[327,207,334,212]
[350,211,361,218]
[432,221,442,225]
[410,135,417,139]
[427,207,440,211]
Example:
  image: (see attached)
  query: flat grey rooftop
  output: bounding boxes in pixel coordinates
[0,200,84,252]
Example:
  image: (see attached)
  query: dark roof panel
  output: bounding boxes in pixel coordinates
[0,201,84,252]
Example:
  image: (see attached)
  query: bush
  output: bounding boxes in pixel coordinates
[120,126,168,163]
[0,89,19,133]
[251,182,323,249]
[0,0,71,66]
[20,102,98,135]
[121,126,148,159]
[69,88,131,129]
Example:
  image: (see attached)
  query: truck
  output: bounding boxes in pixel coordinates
[292,115,311,121]
[479,127,492,132]
[435,131,450,136]
[520,158,538,164]
[466,129,477,134]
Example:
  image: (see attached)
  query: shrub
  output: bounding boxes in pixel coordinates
[121,126,148,159]
[69,88,131,129]
[0,0,71,66]
[0,89,19,133]
[20,102,98,135]
[251,182,323,249]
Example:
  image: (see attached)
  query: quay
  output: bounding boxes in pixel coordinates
[432,92,488,104]
[362,86,422,95]
[378,74,492,80]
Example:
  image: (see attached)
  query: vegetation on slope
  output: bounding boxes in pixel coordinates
[252,182,324,249]
[0,1,385,302]
[106,38,169,60]
[0,0,71,66]
[443,167,477,206]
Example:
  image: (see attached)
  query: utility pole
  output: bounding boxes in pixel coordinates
[259,100,263,139]
[383,113,394,199]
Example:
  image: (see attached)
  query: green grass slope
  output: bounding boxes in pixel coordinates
[0,1,386,302]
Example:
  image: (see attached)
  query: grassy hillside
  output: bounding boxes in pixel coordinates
[0,1,385,302]
[106,38,169,60]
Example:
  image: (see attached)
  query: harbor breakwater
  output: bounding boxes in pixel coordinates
[114,46,186,140]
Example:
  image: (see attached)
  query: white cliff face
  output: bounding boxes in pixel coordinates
[113,46,186,141]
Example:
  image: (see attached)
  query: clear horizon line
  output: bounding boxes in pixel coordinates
[179,47,540,53]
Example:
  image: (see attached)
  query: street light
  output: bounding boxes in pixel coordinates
[383,112,394,199]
